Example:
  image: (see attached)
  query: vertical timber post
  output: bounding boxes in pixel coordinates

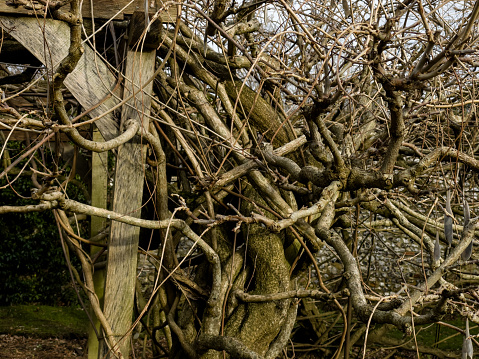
[87,126,108,359]
[100,39,156,358]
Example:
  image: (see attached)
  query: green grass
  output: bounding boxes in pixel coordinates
[0,305,89,338]
[387,317,477,351]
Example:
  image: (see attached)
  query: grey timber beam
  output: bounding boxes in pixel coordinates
[100,48,155,358]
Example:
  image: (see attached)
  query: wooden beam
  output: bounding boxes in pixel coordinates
[0,16,120,141]
[0,0,177,21]
[128,11,163,50]
[100,48,155,359]
[87,126,108,359]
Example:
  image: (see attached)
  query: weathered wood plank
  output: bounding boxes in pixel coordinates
[0,0,177,21]
[128,11,163,49]
[87,126,108,359]
[0,16,120,141]
[101,48,155,359]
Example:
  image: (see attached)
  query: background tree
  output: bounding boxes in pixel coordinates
[1,0,479,358]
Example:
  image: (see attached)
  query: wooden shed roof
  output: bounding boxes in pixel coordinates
[0,0,177,21]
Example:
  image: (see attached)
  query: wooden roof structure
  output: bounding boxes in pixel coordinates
[0,0,177,141]
[0,2,175,357]
[0,0,177,21]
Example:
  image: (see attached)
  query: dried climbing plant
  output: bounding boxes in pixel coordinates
[0,0,479,358]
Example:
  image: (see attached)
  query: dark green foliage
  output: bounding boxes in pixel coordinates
[0,142,86,306]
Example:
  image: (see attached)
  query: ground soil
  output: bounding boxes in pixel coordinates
[0,334,86,359]
[0,334,436,358]
[0,334,159,359]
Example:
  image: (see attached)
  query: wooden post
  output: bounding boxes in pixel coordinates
[87,126,108,359]
[100,48,155,358]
